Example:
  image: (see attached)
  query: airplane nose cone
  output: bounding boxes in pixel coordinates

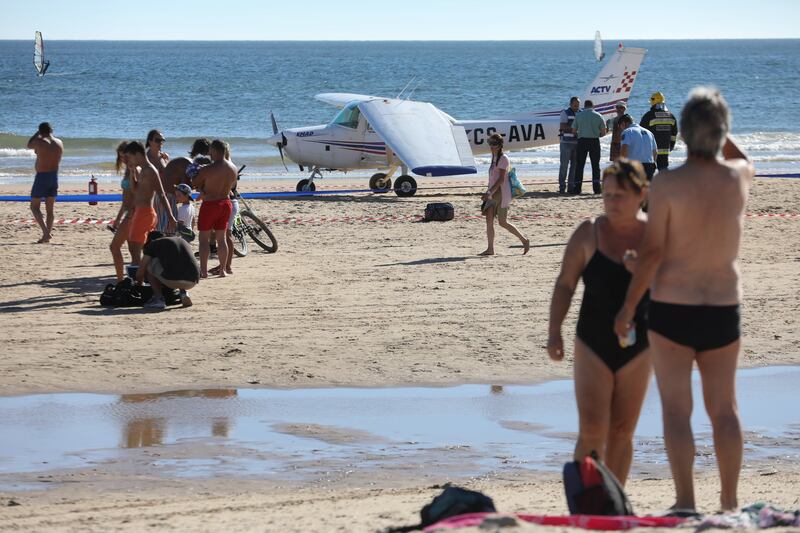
[266,133,283,147]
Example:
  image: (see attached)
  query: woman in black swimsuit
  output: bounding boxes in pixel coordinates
[547,159,650,486]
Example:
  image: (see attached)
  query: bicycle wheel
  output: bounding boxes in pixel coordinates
[240,210,278,253]
[231,220,248,258]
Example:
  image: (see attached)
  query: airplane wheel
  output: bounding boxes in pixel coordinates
[296,179,316,193]
[394,175,417,197]
[369,173,392,193]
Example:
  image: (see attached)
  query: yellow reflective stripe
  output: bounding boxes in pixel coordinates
[649,119,676,126]
[657,149,670,155]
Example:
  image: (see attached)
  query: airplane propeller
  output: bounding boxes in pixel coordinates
[270,111,289,171]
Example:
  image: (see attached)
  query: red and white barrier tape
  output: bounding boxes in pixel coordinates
[7,218,117,225]
[5,212,799,227]
[0,179,548,196]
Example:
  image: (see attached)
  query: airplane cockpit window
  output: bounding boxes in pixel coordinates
[332,103,361,129]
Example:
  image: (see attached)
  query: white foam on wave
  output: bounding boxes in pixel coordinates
[735,132,800,153]
[0,148,35,158]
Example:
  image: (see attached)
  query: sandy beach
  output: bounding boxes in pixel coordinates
[1,175,799,531]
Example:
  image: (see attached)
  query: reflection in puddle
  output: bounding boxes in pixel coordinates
[0,367,798,484]
[120,390,237,447]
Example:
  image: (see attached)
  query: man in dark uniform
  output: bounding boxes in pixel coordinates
[641,91,678,170]
[558,96,580,194]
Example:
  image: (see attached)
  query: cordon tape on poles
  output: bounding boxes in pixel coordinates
[5,212,799,227]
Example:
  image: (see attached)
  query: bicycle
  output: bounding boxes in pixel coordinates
[230,165,278,257]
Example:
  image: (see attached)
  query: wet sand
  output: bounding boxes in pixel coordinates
[0,175,799,530]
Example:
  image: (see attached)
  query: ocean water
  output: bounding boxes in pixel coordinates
[1,39,798,184]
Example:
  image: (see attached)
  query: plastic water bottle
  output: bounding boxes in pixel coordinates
[618,327,636,348]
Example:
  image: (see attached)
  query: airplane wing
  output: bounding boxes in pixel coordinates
[314,92,376,108]
[358,98,477,177]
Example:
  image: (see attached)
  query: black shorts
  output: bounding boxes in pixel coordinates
[648,301,740,352]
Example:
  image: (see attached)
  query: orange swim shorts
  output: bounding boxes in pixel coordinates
[198,198,232,232]
[128,207,157,244]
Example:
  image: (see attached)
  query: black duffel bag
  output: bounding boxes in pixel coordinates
[424,202,454,222]
[99,278,180,307]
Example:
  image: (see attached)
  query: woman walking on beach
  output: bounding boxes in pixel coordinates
[615,88,754,512]
[109,141,136,281]
[548,159,651,486]
[480,133,529,255]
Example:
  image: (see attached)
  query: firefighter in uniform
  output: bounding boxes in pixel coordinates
[640,91,678,170]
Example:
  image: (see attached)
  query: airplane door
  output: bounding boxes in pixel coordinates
[360,119,387,169]
[326,102,365,169]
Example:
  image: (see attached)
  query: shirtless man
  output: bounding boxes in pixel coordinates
[145,130,172,233]
[27,122,63,243]
[163,138,211,192]
[124,141,177,265]
[614,88,755,513]
[193,140,237,278]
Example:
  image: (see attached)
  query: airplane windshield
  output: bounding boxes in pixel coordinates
[332,103,361,129]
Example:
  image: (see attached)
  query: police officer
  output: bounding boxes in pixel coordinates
[640,91,678,170]
[558,96,580,194]
[618,114,658,181]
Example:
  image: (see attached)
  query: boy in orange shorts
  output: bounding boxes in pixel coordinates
[123,141,177,265]
[129,207,157,246]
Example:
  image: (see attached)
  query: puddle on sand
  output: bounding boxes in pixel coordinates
[0,366,798,487]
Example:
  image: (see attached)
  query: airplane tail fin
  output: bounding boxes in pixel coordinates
[582,45,647,116]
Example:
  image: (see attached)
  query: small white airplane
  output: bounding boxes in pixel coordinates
[267,45,646,196]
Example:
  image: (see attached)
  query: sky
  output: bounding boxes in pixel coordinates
[2,0,799,40]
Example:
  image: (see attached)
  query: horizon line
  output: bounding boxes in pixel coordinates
[1,37,798,42]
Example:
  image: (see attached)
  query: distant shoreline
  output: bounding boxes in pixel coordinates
[1,38,799,42]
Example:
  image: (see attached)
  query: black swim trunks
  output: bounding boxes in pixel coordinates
[648,301,741,352]
[31,171,58,198]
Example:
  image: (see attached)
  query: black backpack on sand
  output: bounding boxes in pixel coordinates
[563,451,634,516]
[424,202,454,222]
[384,485,496,532]
[99,278,180,307]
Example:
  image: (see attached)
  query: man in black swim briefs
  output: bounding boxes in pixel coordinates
[615,87,755,513]
[27,122,63,244]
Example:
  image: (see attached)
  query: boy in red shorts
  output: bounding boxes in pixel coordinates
[193,140,237,278]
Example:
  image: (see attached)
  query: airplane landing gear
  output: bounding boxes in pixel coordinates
[394,175,417,197]
[369,172,392,193]
[296,179,316,192]
[296,167,322,193]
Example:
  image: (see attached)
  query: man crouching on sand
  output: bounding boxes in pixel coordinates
[137,231,199,310]
[28,122,63,243]
[124,141,177,265]
[193,139,237,278]
[615,87,754,513]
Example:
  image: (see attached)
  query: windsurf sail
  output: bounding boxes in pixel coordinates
[33,31,50,76]
[594,31,605,62]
